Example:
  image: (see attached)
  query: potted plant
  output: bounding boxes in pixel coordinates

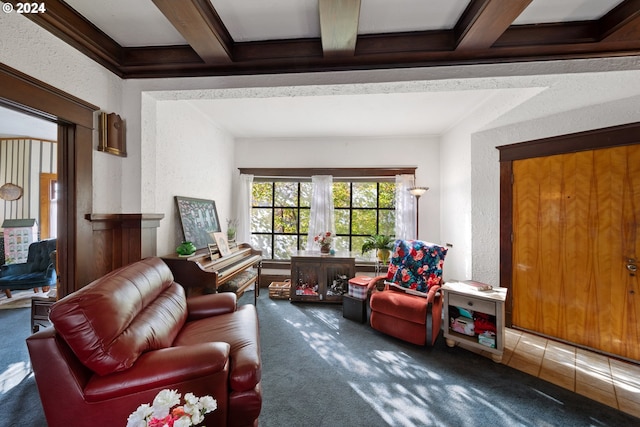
[226,218,238,242]
[361,234,394,264]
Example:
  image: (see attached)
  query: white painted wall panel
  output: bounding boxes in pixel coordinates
[154,101,235,255]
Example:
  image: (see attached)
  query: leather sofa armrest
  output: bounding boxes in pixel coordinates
[84,342,231,401]
[187,292,237,320]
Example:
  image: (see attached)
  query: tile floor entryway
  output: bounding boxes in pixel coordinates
[464,328,640,419]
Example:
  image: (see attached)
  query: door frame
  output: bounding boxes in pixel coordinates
[497,122,640,326]
[0,63,98,297]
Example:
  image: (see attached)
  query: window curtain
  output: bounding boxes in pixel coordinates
[306,175,335,250]
[236,174,254,244]
[395,174,416,240]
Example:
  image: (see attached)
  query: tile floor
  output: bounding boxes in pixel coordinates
[463,328,640,419]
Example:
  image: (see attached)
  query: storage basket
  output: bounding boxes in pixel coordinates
[268,280,291,299]
[348,276,371,300]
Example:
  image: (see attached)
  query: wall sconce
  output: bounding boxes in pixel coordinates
[408,186,429,238]
[98,112,126,157]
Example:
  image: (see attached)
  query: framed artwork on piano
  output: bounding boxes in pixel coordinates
[175,196,221,250]
[211,232,232,257]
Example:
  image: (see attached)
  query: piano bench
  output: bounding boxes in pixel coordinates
[218,269,259,302]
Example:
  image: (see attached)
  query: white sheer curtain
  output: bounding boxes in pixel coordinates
[395,174,416,240]
[236,174,254,244]
[306,175,335,250]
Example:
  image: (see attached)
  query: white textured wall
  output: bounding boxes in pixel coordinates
[471,94,640,287]
[154,101,235,255]
[235,136,442,243]
[0,11,124,213]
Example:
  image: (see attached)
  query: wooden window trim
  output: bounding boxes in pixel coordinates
[239,167,416,178]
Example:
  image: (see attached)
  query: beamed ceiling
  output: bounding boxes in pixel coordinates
[6,0,640,78]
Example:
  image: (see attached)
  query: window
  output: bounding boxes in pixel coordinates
[250,179,396,260]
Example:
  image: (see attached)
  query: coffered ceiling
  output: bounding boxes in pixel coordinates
[7,0,640,78]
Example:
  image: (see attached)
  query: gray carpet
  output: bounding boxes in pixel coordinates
[0,307,45,427]
[254,296,639,427]
[2,292,638,426]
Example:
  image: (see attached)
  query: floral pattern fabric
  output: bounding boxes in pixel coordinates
[386,240,447,293]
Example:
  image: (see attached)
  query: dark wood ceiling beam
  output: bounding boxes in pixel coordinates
[599,0,640,41]
[494,22,598,47]
[233,39,323,62]
[12,0,640,79]
[318,0,361,57]
[151,0,233,64]
[4,0,123,76]
[455,0,533,50]
[118,36,640,78]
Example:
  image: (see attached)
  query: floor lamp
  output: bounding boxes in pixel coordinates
[408,186,428,239]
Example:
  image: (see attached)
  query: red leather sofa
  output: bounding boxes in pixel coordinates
[26,257,262,427]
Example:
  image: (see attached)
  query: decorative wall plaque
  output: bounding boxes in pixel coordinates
[98,112,126,157]
[0,183,23,200]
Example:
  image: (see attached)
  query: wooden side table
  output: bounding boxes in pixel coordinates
[31,296,56,333]
[442,281,507,362]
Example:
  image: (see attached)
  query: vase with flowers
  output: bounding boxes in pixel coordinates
[126,389,217,427]
[314,231,334,254]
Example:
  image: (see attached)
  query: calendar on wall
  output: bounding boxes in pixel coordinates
[2,219,38,264]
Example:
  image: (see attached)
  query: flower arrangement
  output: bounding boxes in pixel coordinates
[126,389,217,427]
[314,231,334,248]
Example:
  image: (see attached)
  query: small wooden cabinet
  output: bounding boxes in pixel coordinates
[290,251,355,303]
[442,281,507,362]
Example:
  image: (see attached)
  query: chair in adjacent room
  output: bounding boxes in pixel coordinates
[368,240,448,346]
[0,238,57,298]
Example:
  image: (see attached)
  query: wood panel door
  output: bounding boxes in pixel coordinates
[512,145,639,361]
[39,173,57,239]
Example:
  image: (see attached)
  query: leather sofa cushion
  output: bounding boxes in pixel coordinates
[50,258,188,376]
[174,304,261,392]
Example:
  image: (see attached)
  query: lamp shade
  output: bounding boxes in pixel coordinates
[408,186,429,197]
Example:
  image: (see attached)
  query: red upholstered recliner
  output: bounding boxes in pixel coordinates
[26,257,261,427]
[368,240,448,346]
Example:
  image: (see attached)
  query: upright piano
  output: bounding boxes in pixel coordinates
[161,243,262,304]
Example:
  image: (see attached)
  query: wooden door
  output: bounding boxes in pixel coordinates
[512,145,639,361]
[39,173,58,239]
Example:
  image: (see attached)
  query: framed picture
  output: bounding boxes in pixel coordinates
[175,196,221,250]
[212,232,231,257]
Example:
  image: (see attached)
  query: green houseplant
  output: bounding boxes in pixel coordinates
[361,234,394,264]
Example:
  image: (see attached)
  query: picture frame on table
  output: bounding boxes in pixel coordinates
[175,196,221,250]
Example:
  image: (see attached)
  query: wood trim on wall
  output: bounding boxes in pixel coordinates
[239,167,416,178]
[0,63,98,297]
[497,121,640,325]
[85,213,164,278]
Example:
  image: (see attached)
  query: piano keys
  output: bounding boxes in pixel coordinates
[161,242,262,304]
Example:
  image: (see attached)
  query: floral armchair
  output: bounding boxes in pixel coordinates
[368,240,448,346]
